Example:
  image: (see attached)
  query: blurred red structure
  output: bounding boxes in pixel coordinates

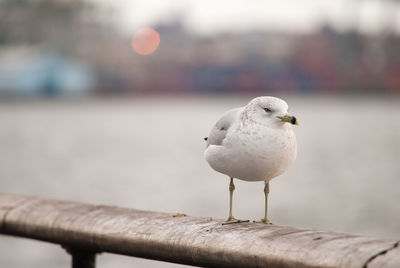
[1,1,400,96]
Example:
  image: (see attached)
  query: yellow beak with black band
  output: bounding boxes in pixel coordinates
[277,114,299,125]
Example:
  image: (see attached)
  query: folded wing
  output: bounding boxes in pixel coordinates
[206,107,242,147]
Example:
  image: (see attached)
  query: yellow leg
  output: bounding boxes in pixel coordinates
[254,181,272,224]
[223,177,249,225]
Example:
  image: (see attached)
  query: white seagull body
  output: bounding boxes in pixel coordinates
[204,96,298,224]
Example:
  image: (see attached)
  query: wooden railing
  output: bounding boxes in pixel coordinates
[0,193,399,268]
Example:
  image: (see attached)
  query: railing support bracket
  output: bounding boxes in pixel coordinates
[63,246,97,268]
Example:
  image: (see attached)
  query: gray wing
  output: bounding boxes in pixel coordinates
[206,107,242,147]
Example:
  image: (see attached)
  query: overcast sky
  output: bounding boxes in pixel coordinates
[96,0,400,35]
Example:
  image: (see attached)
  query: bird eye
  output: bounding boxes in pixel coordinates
[264,108,272,113]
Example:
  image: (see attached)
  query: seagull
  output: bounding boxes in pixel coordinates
[204,96,298,224]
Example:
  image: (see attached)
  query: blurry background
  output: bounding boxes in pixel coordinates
[1,0,400,267]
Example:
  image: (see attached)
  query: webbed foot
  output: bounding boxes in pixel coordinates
[253,218,273,224]
[222,217,249,225]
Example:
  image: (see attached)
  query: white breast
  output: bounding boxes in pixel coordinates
[205,124,297,182]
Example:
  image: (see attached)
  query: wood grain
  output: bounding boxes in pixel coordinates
[0,193,399,267]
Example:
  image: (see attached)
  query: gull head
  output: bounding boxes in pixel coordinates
[243,96,299,127]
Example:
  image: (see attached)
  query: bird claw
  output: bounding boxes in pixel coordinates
[222,217,249,225]
[253,218,273,224]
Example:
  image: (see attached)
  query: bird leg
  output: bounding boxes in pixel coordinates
[254,181,272,224]
[223,177,249,225]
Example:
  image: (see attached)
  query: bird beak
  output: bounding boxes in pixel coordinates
[277,114,299,125]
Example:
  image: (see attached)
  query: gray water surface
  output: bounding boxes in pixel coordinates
[1,96,400,267]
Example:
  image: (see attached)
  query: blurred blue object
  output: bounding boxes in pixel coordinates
[0,46,95,97]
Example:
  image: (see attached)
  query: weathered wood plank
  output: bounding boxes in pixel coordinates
[367,241,400,268]
[0,193,399,268]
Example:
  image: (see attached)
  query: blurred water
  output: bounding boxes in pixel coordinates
[0,96,400,268]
